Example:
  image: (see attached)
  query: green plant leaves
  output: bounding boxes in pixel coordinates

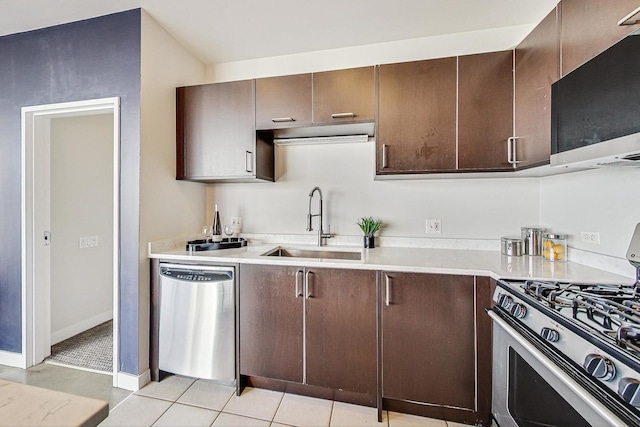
[357,217,382,236]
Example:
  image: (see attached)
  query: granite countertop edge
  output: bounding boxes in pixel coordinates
[148,238,633,285]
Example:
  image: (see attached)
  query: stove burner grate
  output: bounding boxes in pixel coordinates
[519,280,640,356]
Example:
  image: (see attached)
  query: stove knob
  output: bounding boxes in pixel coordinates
[541,327,560,342]
[618,377,640,407]
[509,303,527,319]
[584,354,616,381]
[497,293,513,309]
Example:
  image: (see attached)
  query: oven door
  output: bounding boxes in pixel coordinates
[489,310,625,427]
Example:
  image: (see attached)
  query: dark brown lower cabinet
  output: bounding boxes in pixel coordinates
[305,268,377,395]
[381,272,492,425]
[239,265,491,424]
[239,265,303,383]
[239,264,377,396]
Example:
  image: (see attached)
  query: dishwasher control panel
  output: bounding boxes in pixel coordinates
[160,266,232,282]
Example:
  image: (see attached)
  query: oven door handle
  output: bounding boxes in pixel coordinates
[488,309,623,426]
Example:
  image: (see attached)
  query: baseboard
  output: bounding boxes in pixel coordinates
[116,369,150,391]
[51,310,113,345]
[0,350,25,368]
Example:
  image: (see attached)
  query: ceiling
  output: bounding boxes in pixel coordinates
[0,0,560,64]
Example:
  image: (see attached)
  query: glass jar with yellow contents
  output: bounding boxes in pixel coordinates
[542,233,567,262]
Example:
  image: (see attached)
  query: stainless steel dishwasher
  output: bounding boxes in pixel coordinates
[158,263,235,381]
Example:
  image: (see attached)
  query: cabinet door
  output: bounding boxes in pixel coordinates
[377,58,457,174]
[177,80,255,179]
[515,7,559,169]
[382,272,475,410]
[561,0,640,76]
[239,264,303,383]
[305,268,377,395]
[312,67,375,124]
[255,74,312,129]
[458,51,514,171]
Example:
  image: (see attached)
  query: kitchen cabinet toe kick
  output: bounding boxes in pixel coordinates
[240,375,377,408]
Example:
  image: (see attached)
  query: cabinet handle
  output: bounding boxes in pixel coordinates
[382,144,389,169]
[507,137,521,168]
[245,151,253,173]
[271,117,295,123]
[295,270,303,298]
[331,112,355,119]
[618,6,640,26]
[385,275,391,306]
[305,270,313,299]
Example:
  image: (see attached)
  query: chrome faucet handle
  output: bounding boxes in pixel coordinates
[320,224,332,245]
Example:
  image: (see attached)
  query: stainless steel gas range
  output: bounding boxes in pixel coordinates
[489,225,640,427]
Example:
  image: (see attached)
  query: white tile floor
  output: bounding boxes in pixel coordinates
[98,375,469,427]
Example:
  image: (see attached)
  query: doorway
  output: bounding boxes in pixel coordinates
[21,98,121,386]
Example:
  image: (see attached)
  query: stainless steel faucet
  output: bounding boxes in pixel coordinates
[307,186,331,246]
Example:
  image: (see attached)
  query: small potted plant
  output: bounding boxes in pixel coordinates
[358,217,383,249]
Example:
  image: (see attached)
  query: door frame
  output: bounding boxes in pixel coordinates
[21,97,121,386]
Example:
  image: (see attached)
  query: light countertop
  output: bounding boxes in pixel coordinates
[0,379,108,427]
[149,238,633,285]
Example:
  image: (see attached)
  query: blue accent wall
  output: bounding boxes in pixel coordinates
[0,9,141,374]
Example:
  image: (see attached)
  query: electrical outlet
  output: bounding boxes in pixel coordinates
[426,219,442,235]
[79,235,99,248]
[231,217,242,233]
[580,231,600,244]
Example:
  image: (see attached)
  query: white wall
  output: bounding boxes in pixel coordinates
[204,21,639,271]
[50,114,113,344]
[140,11,207,372]
[205,25,543,246]
[208,24,535,82]
[206,140,541,243]
[540,168,640,259]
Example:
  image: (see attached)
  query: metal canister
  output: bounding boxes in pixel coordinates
[501,237,524,256]
[521,227,545,256]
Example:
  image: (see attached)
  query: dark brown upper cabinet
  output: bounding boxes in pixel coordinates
[176,80,274,182]
[377,52,513,175]
[255,74,312,130]
[312,67,375,124]
[561,0,640,77]
[255,67,375,131]
[377,58,458,174]
[458,50,514,171]
[514,6,560,169]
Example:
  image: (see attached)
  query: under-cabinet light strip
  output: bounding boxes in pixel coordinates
[273,134,369,145]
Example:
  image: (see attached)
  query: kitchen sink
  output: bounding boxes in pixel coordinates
[261,247,362,261]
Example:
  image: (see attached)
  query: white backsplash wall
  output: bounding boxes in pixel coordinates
[206,142,541,242]
[540,167,640,259]
[204,20,551,243]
